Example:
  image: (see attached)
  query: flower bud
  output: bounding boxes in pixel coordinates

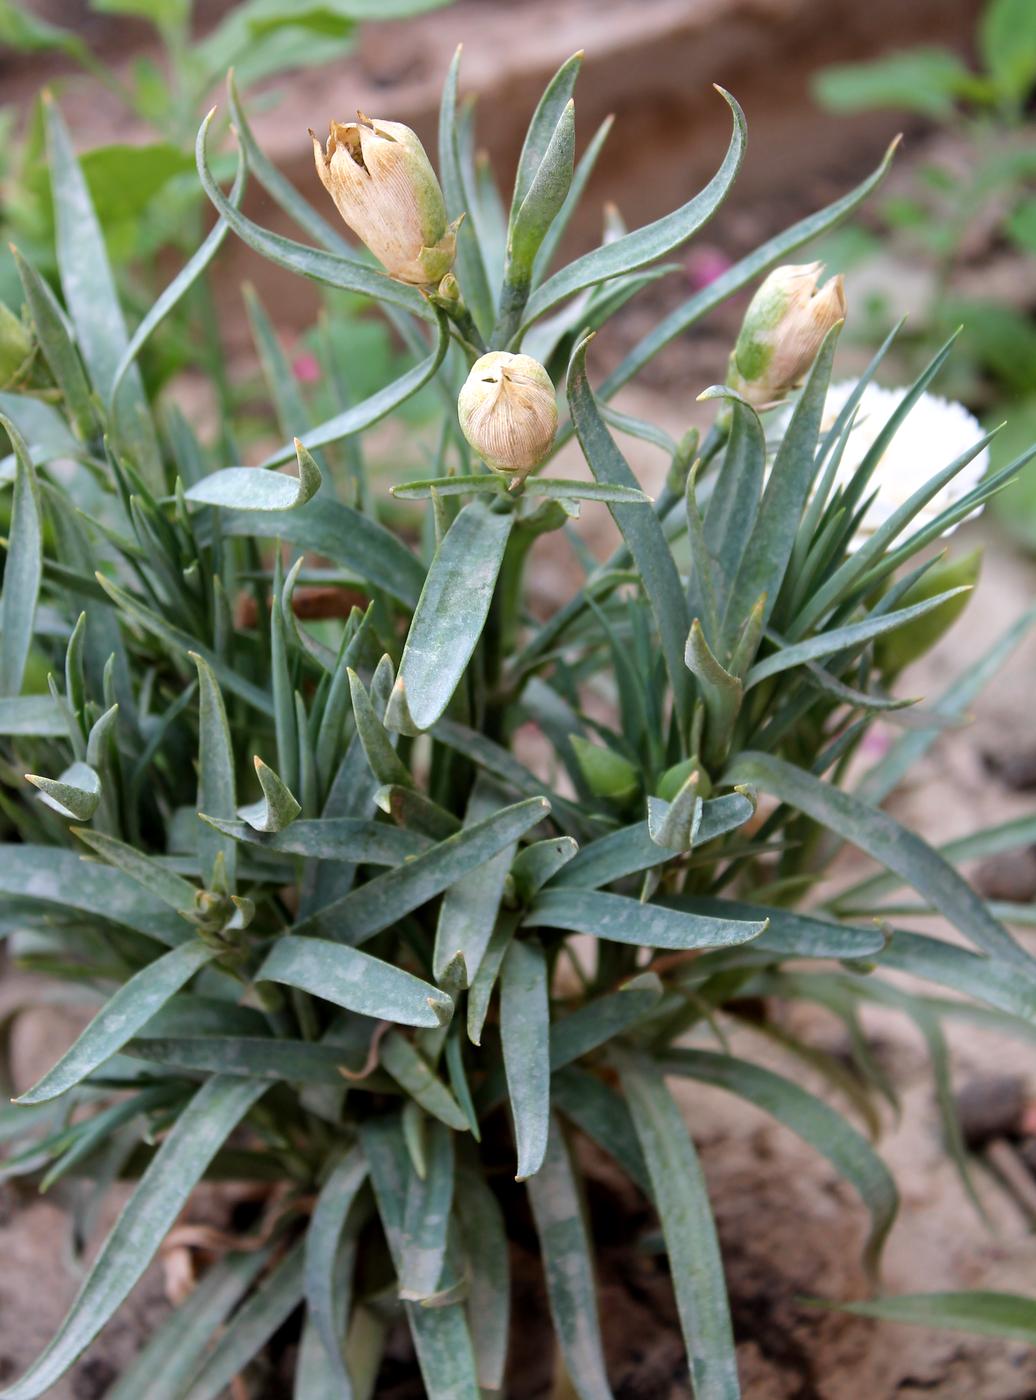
[311,113,457,285]
[457,351,558,485]
[729,262,846,408]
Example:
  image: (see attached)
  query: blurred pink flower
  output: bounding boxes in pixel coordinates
[292,353,321,384]
[685,245,732,290]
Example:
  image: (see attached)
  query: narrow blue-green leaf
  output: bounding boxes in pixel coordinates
[0,1075,266,1400]
[510,834,579,901]
[0,695,65,736]
[392,475,649,504]
[399,1120,454,1298]
[617,1051,739,1400]
[456,1167,510,1388]
[257,935,451,1028]
[659,1048,898,1275]
[182,1241,306,1400]
[568,336,690,721]
[220,498,425,609]
[433,776,517,985]
[196,110,432,322]
[203,816,428,865]
[809,1291,1036,1344]
[105,1251,270,1400]
[549,793,755,889]
[125,1036,358,1085]
[596,138,897,404]
[361,1115,481,1399]
[185,446,321,511]
[381,1032,468,1130]
[522,90,745,330]
[874,929,1036,1022]
[292,797,550,945]
[525,1112,614,1399]
[44,95,160,487]
[305,1145,367,1394]
[0,413,42,696]
[239,756,301,833]
[25,761,100,821]
[467,912,519,1047]
[501,937,550,1179]
[191,652,237,890]
[262,312,450,468]
[746,587,972,687]
[111,151,246,401]
[348,666,414,790]
[72,825,198,912]
[722,323,840,642]
[669,897,885,963]
[700,391,766,612]
[438,46,495,340]
[0,844,187,945]
[728,751,1036,976]
[525,888,766,951]
[385,500,513,734]
[533,112,614,284]
[552,1066,650,1195]
[551,972,663,1069]
[11,246,96,441]
[16,941,215,1104]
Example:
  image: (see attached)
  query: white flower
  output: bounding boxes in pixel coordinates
[821,381,988,550]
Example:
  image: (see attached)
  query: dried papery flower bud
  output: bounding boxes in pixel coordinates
[457,351,558,486]
[311,114,457,285]
[729,262,846,408]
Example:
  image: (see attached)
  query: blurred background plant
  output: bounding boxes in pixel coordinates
[812,0,1036,546]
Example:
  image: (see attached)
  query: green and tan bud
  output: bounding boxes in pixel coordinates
[457,351,558,486]
[729,262,846,408]
[311,114,457,285]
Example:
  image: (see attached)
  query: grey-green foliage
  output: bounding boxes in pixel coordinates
[0,40,1034,1400]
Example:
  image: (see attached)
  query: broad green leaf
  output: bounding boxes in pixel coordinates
[811,1291,1036,1344]
[659,1048,898,1274]
[221,498,425,609]
[746,587,972,687]
[568,336,691,721]
[549,792,754,889]
[456,1167,510,1389]
[433,776,518,985]
[981,0,1036,104]
[43,96,161,488]
[596,140,897,405]
[126,1036,358,1085]
[257,935,452,1028]
[192,652,237,891]
[812,48,972,118]
[182,1240,306,1400]
[105,1251,271,1400]
[521,90,745,331]
[524,888,767,950]
[204,816,428,865]
[0,844,187,945]
[185,443,321,511]
[0,1075,266,1400]
[618,1051,738,1400]
[500,937,550,1179]
[25,762,100,821]
[291,797,550,945]
[16,941,215,1104]
[305,1146,367,1394]
[73,826,198,912]
[196,110,432,322]
[399,1119,454,1297]
[385,501,513,735]
[0,413,42,697]
[728,751,1036,976]
[381,1032,468,1130]
[525,1113,614,1399]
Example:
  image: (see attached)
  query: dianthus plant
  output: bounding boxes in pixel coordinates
[1,47,1035,1400]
